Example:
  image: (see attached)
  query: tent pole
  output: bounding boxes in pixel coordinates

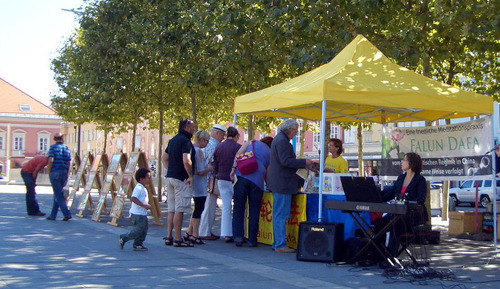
[318,100,327,222]
[492,102,498,250]
[233,114,237,127]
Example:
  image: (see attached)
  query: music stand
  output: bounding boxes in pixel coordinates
[340,177,382,203]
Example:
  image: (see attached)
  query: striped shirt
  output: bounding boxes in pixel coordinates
[48,142,71,172]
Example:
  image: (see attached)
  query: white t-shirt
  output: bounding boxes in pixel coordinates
[129,183,148,216]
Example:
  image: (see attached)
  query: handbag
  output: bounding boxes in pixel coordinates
[236,141,258,175]
[207,175,220,195]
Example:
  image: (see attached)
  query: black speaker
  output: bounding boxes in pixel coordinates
[296,222,344,263]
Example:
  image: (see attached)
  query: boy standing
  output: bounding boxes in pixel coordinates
[119,168,151,251]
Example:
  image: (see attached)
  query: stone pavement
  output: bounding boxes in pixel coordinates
[1,184,499,289]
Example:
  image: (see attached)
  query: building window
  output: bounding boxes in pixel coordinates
[117,137,123,150]
[0,135,3,150]
[12,130,26,154]
[313,132,320,143]
[19,104,31,111]
[397,121,425,128]
[14,136,24,150]
[39,137,49,152]
[344,127,356,144]
[135,136,142,150]
[37,131,50,154]
[330,124,340,139]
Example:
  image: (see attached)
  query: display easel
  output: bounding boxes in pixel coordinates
[91,153,125,222]
[107,151,163,226]
[138,151,163,226]
[67,153,92,210]
[75,154,107,217]
[107,154,133,226]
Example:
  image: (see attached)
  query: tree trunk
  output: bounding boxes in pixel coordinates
[157,110,164,201]
[131,106,138,152]
[103,126,108,154]
[357,123,363,176]
[247,115,254,141]
[324,121,331,161]
[190,86,198,128]
[299,119,306,158]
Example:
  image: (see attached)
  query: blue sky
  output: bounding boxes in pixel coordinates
[0,0,84,107]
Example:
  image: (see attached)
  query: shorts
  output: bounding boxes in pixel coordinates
[166,177,193,213]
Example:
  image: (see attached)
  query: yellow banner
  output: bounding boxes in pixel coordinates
[257,193,307,249]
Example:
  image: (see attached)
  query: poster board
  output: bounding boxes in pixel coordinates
[107,172,134,226]
[92,153,124,222]
[65,154,80,210]
[257,193,307,249]
[76,154,106,217]
[138,151,163,226]
[73,154,91,190]
[67,153,93,210]
[107,153,139,226]
[107,152,163,226]
[304,173,353,195]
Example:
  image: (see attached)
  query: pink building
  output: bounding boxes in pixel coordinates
[0,78,61,177]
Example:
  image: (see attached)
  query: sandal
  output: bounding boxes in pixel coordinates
[183,232,192,242]
[189,236,205,245]
[200,235,219,241]
[163,237,173,246]
[173,239,194,247]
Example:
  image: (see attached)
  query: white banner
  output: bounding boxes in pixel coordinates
[381,117,493,179]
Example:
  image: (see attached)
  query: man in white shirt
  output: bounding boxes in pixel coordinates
[199,124,226,240]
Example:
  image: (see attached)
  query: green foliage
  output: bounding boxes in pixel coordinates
[51,0,498,144]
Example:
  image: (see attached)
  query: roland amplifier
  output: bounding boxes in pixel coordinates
[297,222,344,263]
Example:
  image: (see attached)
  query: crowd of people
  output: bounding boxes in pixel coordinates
[22,117,428,259]
[154,118,315,252]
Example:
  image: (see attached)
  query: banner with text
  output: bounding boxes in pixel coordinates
[381,117,493,179]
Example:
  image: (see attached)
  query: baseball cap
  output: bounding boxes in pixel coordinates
[213,124,227,134]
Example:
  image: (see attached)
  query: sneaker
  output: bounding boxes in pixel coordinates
[119,237,125,250]
[133,245,148,251]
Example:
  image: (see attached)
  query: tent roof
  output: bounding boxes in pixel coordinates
[233,35,492,123]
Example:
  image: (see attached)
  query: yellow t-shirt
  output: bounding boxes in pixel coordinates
[325,155,348,173]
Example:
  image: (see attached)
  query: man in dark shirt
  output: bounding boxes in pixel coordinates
[267,119,311,253]
[162,118,196,247]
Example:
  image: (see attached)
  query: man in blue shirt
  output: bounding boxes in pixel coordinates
[46,133,72,221]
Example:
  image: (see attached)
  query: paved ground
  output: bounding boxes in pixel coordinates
[1,184,500,289]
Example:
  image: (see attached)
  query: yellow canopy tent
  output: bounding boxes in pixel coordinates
[234,35,492,123]
[233,35,497,249]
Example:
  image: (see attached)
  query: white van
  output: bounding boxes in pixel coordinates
[449,179,500,208]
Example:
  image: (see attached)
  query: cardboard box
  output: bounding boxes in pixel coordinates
[485,201,500,213]
[448,211,483,235]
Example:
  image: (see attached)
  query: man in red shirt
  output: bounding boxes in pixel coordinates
[21,156,49,216]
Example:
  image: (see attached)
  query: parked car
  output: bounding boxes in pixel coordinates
[449,179,500,208]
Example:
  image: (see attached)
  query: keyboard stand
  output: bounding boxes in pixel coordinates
[345,211,404,269]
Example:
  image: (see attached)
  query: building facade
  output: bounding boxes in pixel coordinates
[61,119,385,177]
[0,78,62,178]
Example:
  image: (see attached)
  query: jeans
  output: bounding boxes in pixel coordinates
[49,170,71,219]
[21,170,41,215]
[120,214,148,246]
[232,177,263,245]
[272,192,292,249]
